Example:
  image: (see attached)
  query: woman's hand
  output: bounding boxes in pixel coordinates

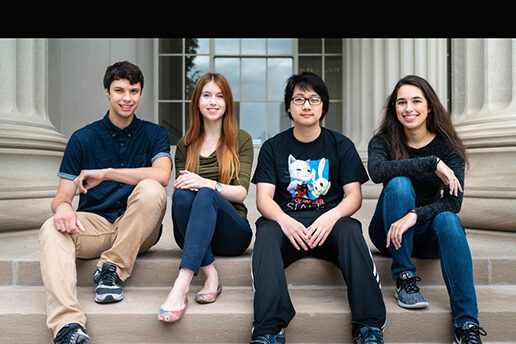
[435,159,463,197]
[174,170,210,191]
[386,212,417,250]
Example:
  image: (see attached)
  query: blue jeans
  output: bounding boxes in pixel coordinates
[172,188,252,275]
[368,176,479,327]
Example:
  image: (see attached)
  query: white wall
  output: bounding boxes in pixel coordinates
[48,38,156,139]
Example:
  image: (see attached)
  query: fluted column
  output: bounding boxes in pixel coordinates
[342,38,449,199]
[0,39,67,231]
[451,39,516,232]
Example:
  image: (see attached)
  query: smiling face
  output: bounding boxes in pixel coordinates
[395,84,430,133]
[287,86,323,129]
[198,80,226,123]
[105,78,142,126]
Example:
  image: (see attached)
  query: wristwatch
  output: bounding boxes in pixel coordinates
[214,182,222,193]
[408,208,417,214]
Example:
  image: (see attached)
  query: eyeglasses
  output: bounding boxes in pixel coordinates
[291,96,322,106]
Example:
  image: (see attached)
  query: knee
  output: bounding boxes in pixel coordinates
[196,187,217,200]
[432,212,464,237]
[39,217,56,243]
[39,217,71,250]
[133,179,166,207]
[385,176,413,194]
[172,188,195,208]
[255,218,283,248]
[333,217,363,241]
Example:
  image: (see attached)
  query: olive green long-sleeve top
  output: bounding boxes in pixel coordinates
[174,129,254,219]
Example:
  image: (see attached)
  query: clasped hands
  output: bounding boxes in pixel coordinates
[174,170,208,191]
[278,210,340,251]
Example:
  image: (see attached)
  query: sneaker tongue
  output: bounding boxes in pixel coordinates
[400,271,415,279]
[463,322,477,329]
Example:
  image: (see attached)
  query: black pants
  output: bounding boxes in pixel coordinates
[251,211,386,338]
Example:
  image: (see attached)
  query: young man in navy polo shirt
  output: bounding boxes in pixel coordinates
[39,61,172,344]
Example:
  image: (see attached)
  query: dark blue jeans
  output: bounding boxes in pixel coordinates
[172,188,252,275]
[368,176,479,328]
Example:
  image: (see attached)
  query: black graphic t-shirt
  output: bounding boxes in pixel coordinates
[252,127,369,213]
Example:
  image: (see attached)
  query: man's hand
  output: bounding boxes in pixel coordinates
[74,169,107,194]
[306,208,340,248]
[277,213,310,251]
[53,202,85,234]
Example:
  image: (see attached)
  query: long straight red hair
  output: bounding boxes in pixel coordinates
[184,73,240,184]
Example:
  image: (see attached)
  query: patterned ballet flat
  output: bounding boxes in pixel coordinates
[195,285,222,304]
[157,297,188,322]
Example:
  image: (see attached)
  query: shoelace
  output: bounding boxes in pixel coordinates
[351,321,383,344]
[460,324,487,344]
[400,275,421,294]
[97,268,117,286]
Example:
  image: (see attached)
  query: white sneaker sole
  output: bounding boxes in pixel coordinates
[395,290,429,309]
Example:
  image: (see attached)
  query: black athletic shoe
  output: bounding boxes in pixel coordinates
[250,330,286,344]
[353,325,384,344]
[53,323,89,344]
[453,322,487,344]
[93,262,123,303]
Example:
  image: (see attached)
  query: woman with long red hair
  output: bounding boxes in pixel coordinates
[158,73,254,322]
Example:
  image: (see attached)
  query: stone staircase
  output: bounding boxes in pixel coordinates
[1,184,516,343]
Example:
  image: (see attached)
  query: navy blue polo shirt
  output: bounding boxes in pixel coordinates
[58,112,172,223]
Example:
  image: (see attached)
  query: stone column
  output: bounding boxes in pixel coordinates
[451,39,516,232]
[0,39,67,231]
[342,38,449,201]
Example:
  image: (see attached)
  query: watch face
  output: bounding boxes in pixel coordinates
[215,183,222,192]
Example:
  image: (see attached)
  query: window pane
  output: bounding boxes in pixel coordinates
[242,39,266,55]
[159,39,182,54]
[159,56,182,100]
[185,38,209,54]
[298,56,322,76]
[242,58,265,100]
[268,39,293,55]
[185,55,209,100]
[215,58,240,100]
[240,102,266,143]
[268,58,292,100]
[325,38,342,54]
[298,38,322,53]
[268,101,290,139]
[159,102,183,145]
[325,56,342,100]
[215,38,239,55]
[324,101,342,133]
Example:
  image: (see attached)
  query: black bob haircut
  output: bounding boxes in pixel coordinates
[284,72,329,120]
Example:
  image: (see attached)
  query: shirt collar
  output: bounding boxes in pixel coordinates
[102,111,142,135]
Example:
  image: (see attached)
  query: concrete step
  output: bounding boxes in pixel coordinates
[3,225,516,289]
[1,285,514,343]
[1,199,515,343]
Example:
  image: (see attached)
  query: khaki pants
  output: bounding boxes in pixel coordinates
[39,179,167,336]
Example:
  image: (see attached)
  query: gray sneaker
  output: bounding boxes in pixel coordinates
[395,271,428,309]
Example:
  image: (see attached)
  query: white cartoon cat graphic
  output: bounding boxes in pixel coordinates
[287,154,313,199]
